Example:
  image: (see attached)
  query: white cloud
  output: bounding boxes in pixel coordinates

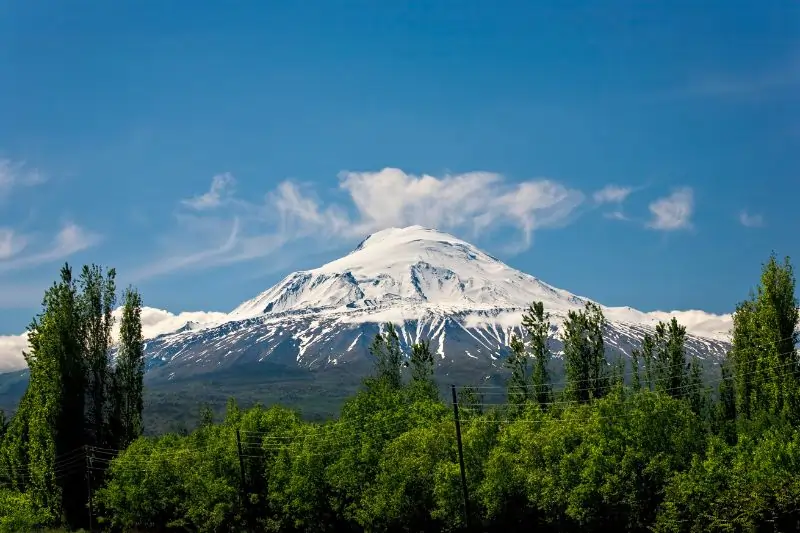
[338,168,584,245]
[647,188,694,231]
[0,159,46,199]
[138,168,585,278]
[0,228,27,260]
[181,172,235,210]
[0,222,102,274]
[593,185,632,204]
[0,333,29,372]
[604,210,629,221]
[739,210,765,228]
[0,306,229,372]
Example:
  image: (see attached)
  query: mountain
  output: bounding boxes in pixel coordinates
[141,226,733,383]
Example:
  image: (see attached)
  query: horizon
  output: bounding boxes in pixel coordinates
[1,2,798,366]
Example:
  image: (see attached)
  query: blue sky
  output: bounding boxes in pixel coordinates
[0,0,798,337]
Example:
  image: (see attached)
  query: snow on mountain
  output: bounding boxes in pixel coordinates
[141,226,734,380]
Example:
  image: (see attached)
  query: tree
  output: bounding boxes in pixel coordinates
[651,318,689,400]
[78,265,116,450]
[522,301,553,409]
[110,287,145,449]
[585,302,609,400]
[642,333,655,391]
[368,323,404,390]
[630,347,642,391]
[562,302,609,403]
[730,254,799,422]
[406,340,438,400]
[504,335,529,408]
[20,264,82,523]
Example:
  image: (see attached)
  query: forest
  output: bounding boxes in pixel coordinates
[0,253,799,532]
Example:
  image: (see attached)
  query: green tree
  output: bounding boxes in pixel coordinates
[563,302,608,403]
[78,264,116,450]
[504,335,529,408]
[368,323,403,390]
[21,264,83,524]
[406,339,438,400]
[522,301,553,409]
[110,287,145,449]
[652,318,689,400]
[730,254,799,423]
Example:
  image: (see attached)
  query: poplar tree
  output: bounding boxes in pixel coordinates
[730,254,799,422]
[78,265,116,450]
[369,323,403,390]
[562,302,609,403]
[406,339,437,400]
[110,287,145,448]
[505,334,529,407]
[522,301,553,408]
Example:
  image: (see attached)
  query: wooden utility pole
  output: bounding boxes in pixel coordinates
[235,428,246,503]
[451,385,471,530]
[85,445,94,532]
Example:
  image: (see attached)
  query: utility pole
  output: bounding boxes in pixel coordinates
[85,445,94,532]
[451,385,471,530]
[235,428,246,504]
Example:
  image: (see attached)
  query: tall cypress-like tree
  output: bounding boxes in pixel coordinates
[522,301,553,409]
[368,323,403,390]
[406,339,437,400]
[562,302,609,403]
[650,318,689,400]
[730,254,799,422]
[642,333,655,391]
[78,265,116,450]
[20,265,83,524]
[585,302,609,400]
[110,287,145,448]
[504,334,529,408]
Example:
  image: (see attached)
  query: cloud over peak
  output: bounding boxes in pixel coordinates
[144,168,586,279]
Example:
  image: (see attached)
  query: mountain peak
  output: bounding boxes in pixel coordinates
[229,225,586,320]
[352,225,463,253]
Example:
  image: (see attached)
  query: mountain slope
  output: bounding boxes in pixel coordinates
[142,226,733,381]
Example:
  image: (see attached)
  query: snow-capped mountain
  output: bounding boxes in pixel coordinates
[142,226,733,381]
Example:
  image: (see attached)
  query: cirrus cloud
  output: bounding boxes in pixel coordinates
[135,168,586,279]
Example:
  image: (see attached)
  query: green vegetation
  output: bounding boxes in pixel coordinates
[1,253,799,532]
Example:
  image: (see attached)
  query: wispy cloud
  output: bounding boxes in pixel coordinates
[647,187,694,231]
[593,185,633,204]
[0,228,28,260]
[739,210,765,228]
[136,168,586,279]
[660,53,800,101]
[603,210,630,221]
[0,158,46,199]
[0,222,102,274]
[181,172,235,210]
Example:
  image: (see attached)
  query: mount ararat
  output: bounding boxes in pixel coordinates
[0,225,738,426]
[138,225,732,383]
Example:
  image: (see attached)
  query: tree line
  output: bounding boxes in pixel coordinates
[0,264,145,531]
[0,253,799,532]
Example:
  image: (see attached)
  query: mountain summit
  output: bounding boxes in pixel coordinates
[142,226,732,380]
[229,225,586,319]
